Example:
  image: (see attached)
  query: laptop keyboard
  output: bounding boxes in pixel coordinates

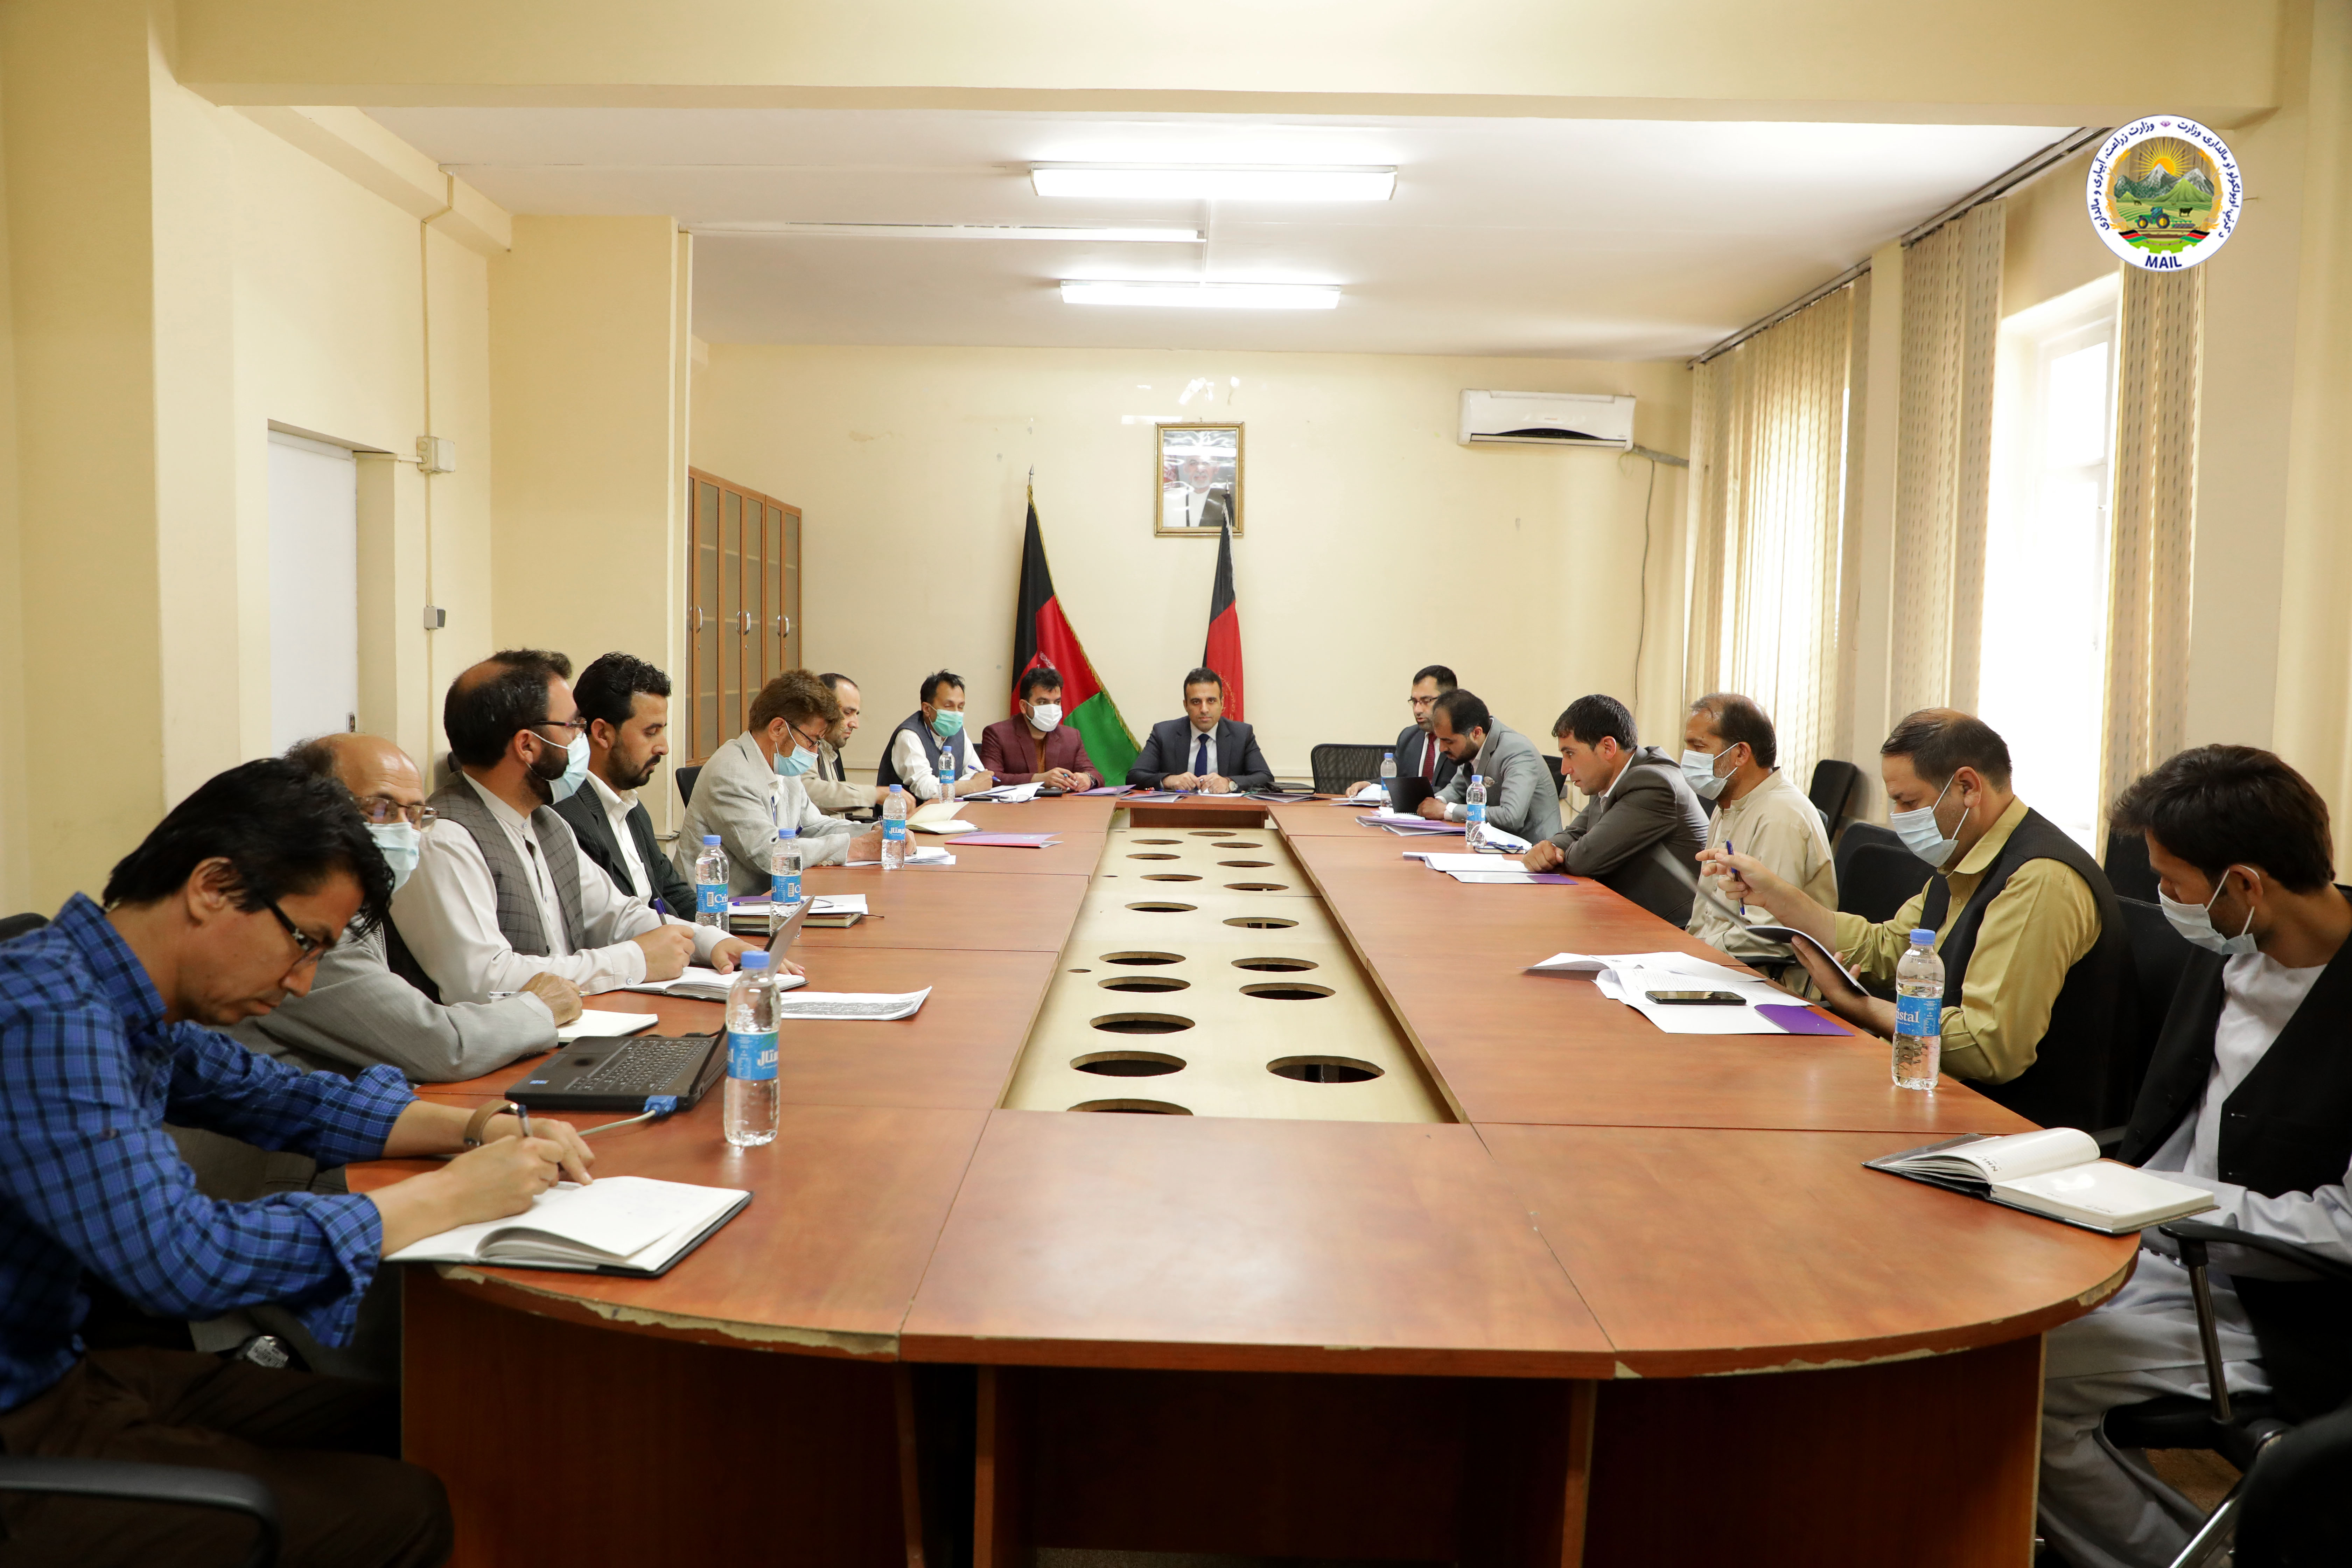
[575,1037,709,1095]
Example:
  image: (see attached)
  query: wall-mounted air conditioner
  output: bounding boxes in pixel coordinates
[1458,390,1636,449]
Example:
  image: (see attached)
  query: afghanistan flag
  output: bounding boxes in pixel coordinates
[1202,515,1245,720]
[1012,498,1141,782]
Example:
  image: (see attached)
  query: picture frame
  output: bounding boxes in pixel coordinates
[1155,422,1244,537]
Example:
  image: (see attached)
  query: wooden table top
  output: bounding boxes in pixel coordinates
[355,792,2135,1376]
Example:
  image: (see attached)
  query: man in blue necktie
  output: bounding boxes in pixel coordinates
[1127,667,1273,794]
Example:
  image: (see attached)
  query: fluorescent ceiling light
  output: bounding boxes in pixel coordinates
[692,222,1201,242]
[1031,164,1396,202]
[1059,281,1342,310]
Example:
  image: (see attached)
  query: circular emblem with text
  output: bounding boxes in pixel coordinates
[2086,117,2242,271]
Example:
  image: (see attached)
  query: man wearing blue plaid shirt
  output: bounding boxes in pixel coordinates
[0,759,594,1567]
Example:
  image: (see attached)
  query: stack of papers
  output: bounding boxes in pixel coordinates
[1526,950,1830,1035]
[1402,851,1570,885]
[964,782,1042,803]
[556,1009,659,1042]
[956,832,1061,849]
[618,966,811,1002]
[773,987,931,1021]
[1360,809,1463,835]
[842,845,956,868]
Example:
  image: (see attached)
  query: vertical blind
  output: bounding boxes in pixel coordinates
[1685,279,1862,787]
[1890,202,2005,718]
[2100,266,2203,812]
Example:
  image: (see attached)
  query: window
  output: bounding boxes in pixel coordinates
[1978,275,2120,852]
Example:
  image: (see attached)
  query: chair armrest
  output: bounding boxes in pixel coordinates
[0,1456,279,1568]
[2161,1222,2352,1285]
[2091,1125,2128,1157]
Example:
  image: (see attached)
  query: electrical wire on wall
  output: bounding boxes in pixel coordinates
[1623,442,1689,699]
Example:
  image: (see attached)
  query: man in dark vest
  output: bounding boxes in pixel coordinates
[1707,708,2131,1129]
[877,668,995,802]
[2038,745,2352,1568]
[390,649,749,1003]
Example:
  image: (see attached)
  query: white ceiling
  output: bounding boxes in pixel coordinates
[368,108,2071,360]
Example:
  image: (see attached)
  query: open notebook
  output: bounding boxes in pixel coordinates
[385,1175,750,1277]
[1868,1128,2216,1235]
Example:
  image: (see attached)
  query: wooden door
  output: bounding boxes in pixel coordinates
[687,470,806,765]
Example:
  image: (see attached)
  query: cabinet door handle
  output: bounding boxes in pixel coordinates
[737,611,755,635]
[689,606,704,634]
[778,616,792,638]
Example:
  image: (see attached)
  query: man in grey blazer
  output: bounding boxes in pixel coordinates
[1419,688,1560,845]
[229,733,578,1082]
[676,671,877,894]
[1526,693,1710,925]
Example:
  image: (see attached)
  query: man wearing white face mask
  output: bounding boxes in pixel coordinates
[1680,693,1835,973]
[1704,707,2132,1130]
[977,667,1101,790]
[2038,746,2352,1568]
[392,650,750,1003]
[677,670,880,894]
[225,733,580,1083]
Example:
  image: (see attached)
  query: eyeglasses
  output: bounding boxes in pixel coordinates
[356,796,438,829]
[792,724,830,752]
[262,899,332,971]
[530,716,587,738]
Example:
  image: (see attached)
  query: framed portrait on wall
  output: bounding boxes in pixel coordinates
[1156,422,1243,537]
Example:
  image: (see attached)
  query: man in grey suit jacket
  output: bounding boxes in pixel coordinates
[1526,693,1710,925]
[1421,689,1560,845]
[675,671,876,894]
[1126,667,1273,792]
[553,651,700,916]
[229,733,577,1082]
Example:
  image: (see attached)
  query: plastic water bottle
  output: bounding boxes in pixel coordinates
[881,784,909,871]
[1894,928,1945,1090]
[693,835,728,929]
[937,738,958,800]
[1465,773,1489,850]
[769,827,803,940]
[1379,750,1397,800]
[723,951,780,1147]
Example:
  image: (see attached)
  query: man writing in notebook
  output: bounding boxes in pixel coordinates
[806,672,883,818]
[0,758,593,1567]
[1702,708,2130,1131]
[978,666,1101,790]
[1346,665,1460,797]
[2037,746,2352,1568]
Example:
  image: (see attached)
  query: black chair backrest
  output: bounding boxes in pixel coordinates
[2234,1397,2352,1568]
[1807,759,1863,835]
[1832,820,1902,884]
[675,764,704,808]
[1838,843,1934,925]
[2115,895,2196,1108]
[0,912,48,945]
[2104,826,2160,904]
[1308,744,1389,796]
[1542,753,1564,794]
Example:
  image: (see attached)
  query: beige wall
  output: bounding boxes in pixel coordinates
[693,345,1689,779]
[0,53,25,910]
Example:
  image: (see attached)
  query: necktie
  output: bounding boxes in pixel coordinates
[1194,733,1209,779]
[1421,735,1436,781]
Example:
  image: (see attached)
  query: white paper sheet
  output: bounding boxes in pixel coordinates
[772,987,931,1021]
[555,1010,659,1043]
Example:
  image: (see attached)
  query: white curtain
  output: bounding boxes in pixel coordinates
[2100,265,2203,808]
[1890,202,2005,718]
[1685,280,1862,787]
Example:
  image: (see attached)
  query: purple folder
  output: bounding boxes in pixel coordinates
[1077,785,1128,796]
[1756,1003,1848,1036]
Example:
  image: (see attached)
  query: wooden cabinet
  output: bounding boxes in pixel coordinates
[686,468,802,763]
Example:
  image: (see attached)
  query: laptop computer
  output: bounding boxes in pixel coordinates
[505,1029,727,1113]
[1388,775,1436,817]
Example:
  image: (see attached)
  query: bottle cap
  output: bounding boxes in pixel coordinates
[1910,927,1937,945]
[778,827,797,838]
[740,951,770,970]
[702,835,721,846]
[889,784,903,793]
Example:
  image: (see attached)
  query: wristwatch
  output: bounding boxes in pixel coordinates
[462,1101,514,1149]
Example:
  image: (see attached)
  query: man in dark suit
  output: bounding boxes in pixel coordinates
[1525,692,1709,924]
[1347,664,1461,796]
[552,652,698,918]
[1127,667,1272,793]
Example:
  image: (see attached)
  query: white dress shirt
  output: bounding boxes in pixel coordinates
[891,724,986,803]
[2144,950,2352,1272]
[583,771,651,895]
[393,773,726,1002]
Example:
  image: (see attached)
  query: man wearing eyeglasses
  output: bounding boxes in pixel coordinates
[391,650,751,1004]
[0,756,600,1566]
[224,732,581,1087]
[676,670,879,894]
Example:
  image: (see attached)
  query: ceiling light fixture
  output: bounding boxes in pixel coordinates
[1059,281,1342,310]
[692,222,1202,243]
[1031,164,1396,202]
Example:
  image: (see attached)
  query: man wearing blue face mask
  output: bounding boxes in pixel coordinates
[677,670,878,893]
[2039,746,2352,1568]
[1679,693,1834,974]
[224,733,580,1088]
[391,650,751,1004]
[878,669,996,802]
[1704,707,2132,1130]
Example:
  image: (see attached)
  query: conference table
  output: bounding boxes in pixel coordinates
[351,792,2135,1567]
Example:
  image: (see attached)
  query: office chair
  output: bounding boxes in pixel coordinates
[675,764,703,808]
[2233,1396,2352,1566]
[2107,897,2194,1120]
[1307,743,1388,796]
[0,1456,280,1567]
[1835,838,1933,925]
[2101,1223,2352,1568]
[1806,758,1863,838]
[1542,753,1564,794]
[0,911,48,944]
[2105,826,2162,904]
